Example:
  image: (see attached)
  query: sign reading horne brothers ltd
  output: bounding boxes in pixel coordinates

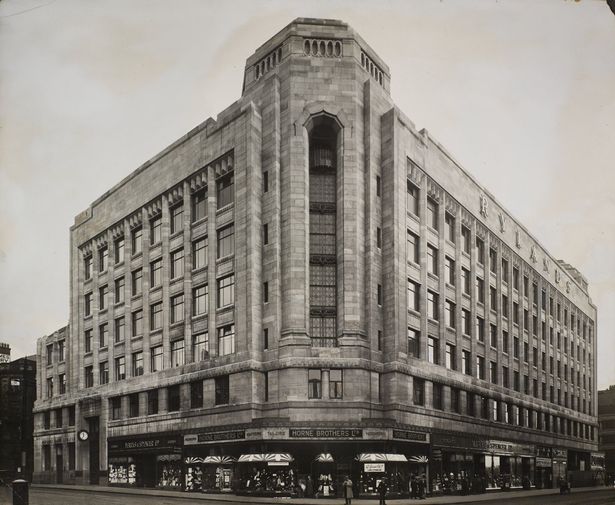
[184,427,428,445]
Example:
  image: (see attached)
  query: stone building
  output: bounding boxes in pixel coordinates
[0,353,36,481]
[33,18,598,496]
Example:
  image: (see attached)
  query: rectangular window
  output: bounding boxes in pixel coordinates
[467,392,476,417]
[115,356,126,380]
[413,378,425,406]
[84,255,93,280]
[150,302,163,331]
[376,175,381,197]
[445,300,456,328]
[501,258,509,283]
[46,344,53,364]
[43,412,50,430]
[151,346,163,372]
[445,213,455,243]
[150,216,161,245]
[114,277,125,304]
[171,248,184,278]
[476,237,485,264]
[193,284,208,316]
[113,316,125,343]
[217,224,234,259]
[461,268,471,295]
[476,356,485,380]
[461,226,471,254]
[46,377,53,398]
[263,281,269,303]
[114,237,124,264]
[489,286,497,309]
[446,343,456,370]
[131,227,143,255]
[170,204,183,235]
[99,284,108,310]
[502,295,509,318]
[218,324,235,356]
[148,390,159,415]
[263,170,269,192]
[191,381,204,409]
[99,246,108,272]
[490,324,497,348]
[99,361,109,384]
[84,366,93,388]
[513,267,520,290]
[264,371,270,402]
[68,443,75,470]
[129,393,139,418]
[329,369,343,399]
[263,223,269,245]
[171,294,184,324]
[476,316,485,342]
[217,274,235,308]
[110,397,121,420]
[513,336,520,358]
[84,329,93,353]
[308,369,322,399]
[84,292,93,316]
[150,259,162,288]
[476,277,485,304]
[489,248,497,274]
[407,279,420,311]
[451,387,460,413]
[98,323,109,347]
[264,328,269,350]
[490,361,498,384]
[426,290,439,320]
[132,351,143,377]
[193,237,208,270]
[514,370,520,391]
[407,230,419,263]
[216,171,234,209]
[192,188,208,222]
[427,244,438,276]
[427,198,438,230]
[168,385,180,412]
[59,373,66,394]
[513,302,519,324]
[407,181,419,216]
[377,284,383,306]
[481,397,490,419]
[171,339,185,367]
[131,268,142,296]
[407,327,420,358]
[192,332,209,362]
[445,257,455,285]
[376,227,382,248]
[461,349,472,375]
[428,336,439,364]
[214,375,230,406]
[433,383,443,410]
[462,309,471,336]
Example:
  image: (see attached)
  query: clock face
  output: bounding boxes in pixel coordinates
[78,430,89,441]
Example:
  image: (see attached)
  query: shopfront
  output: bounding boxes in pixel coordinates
[431,434,535,494]
[184,455,236,492]
[355,453,409,497]
[107,434,183,488]
[236,453,296,495]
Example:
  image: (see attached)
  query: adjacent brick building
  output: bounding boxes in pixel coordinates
[33,18,599,496]
[0,352,36,481]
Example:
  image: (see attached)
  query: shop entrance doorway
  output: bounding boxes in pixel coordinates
[136,455,156,487]
[87,417,99,484]
[55,448,63,484]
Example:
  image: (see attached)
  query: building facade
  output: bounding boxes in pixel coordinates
[33,18,598,496]
[599,386,615,481]
[0,353,36,481]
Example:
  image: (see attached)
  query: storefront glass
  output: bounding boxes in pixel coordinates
[108,457,136,485]
[356,454,409,496]
[184,456,235,492]
[156,454,182,489]
[237,454,296,495]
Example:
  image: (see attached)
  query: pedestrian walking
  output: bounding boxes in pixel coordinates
[410,474,418,499]
[377,477,388,505]
[342,475,353,505]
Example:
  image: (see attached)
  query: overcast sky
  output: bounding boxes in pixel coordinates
[0,0,614,388]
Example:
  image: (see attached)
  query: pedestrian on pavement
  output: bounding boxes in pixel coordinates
[342,475,353,505]
[410,474,418,499]
[377,477,388,505]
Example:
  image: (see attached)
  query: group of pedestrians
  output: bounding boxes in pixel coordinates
[342,474,426,505]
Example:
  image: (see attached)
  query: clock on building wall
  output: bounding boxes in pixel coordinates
[78,430,89,441]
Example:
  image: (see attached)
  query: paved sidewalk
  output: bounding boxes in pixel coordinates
[32,484,613,504]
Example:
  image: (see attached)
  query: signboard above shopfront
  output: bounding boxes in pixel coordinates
[109,434,182,454]
[432,433,533,455]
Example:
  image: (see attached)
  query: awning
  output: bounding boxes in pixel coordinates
[203,455,237,465]
[314,453,334,463]
[185,456,204,464]
[356,453,408,463]
[408,455,428,463]
[156,454,181,462]
[238,453,294,463]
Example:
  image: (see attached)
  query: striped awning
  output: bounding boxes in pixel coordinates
[408,455,429,463]
[185,456,204,464]
[238,453,294,463]
[314,453,335,463]
[356,453,408,463]
[203,455,236,465]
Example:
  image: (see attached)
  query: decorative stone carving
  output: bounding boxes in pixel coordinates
[406,158,424,185]
[145,199,162,219]
[479,194,488,218]
[167,185,184,206]
[515,230,521,249]
[543,257,550,273]
[498,212,507,233]
[303,39,342,58]
[530,245,537,263]
[254,46,282,80]
[128,213,142,230]
[360,50,384,86]
[212,151,234,179]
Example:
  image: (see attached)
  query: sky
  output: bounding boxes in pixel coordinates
[0,0,614,387]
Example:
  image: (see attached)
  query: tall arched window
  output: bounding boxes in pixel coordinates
[308,120,339,347]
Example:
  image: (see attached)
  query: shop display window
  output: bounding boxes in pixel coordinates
[237,453,296,494]
[156,454,182,489]
[356,454,409,496]
[185,456,235,492]
[108,457,136,485]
